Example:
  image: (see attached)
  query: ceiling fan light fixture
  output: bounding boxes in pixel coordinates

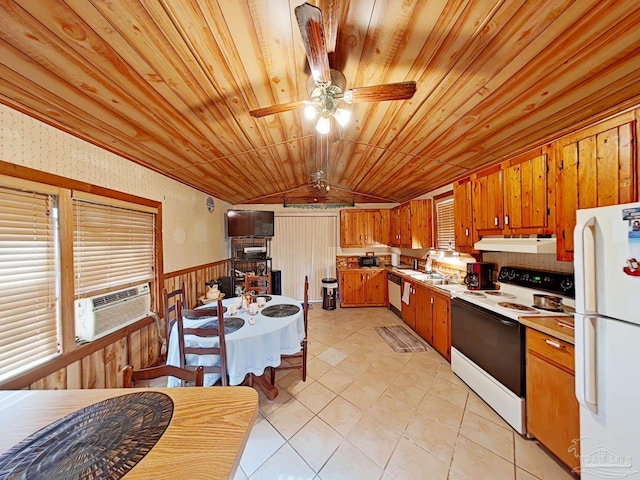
[316,116,330,134]
[334,108,351,127]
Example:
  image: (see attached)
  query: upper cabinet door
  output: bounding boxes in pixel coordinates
[503,153,550,233]
[472,167,504,232]
[555,114,636,261]
[389,207,401,247]
[454,178,475,252]
[399,202,412,248]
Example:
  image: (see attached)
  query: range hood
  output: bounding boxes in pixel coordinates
[474,236,557,254]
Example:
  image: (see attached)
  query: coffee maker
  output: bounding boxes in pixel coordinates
[464,262,494,290]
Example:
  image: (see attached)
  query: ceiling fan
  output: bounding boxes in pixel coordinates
[249,2,417,135]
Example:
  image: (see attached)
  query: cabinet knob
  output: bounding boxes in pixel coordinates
[505,215,510,226]
[494,217,499,226]
[465,228,469,236]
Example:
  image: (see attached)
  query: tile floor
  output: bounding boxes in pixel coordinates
[233,305,576,480]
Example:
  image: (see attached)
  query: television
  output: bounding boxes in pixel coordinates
[226,210,274,237]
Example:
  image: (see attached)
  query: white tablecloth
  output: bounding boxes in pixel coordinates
[166,295,305,386]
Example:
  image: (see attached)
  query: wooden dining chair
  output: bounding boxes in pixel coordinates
[245,274,271,294]
[122,364,204,388]
[162,282,188,357]
[176,299,229,386]
[271,275,309,384]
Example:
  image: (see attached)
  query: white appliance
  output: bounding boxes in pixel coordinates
[75,283,151,341]
[450,266,574,434]
[387,272,402,317]
[574,202,640,479]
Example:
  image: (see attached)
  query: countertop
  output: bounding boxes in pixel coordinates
[518,315,575,344]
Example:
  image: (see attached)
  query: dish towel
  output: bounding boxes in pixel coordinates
[402,283,411,305]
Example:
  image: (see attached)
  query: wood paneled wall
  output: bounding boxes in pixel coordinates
[163,260,231,309]
[6,260,231,391]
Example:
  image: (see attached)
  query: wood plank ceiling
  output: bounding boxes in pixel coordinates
[1,1,639,205]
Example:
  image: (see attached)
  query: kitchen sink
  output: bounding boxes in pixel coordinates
[400,269,423,276]
[410,274,444,285]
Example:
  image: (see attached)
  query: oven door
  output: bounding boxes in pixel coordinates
[451,298,525,396]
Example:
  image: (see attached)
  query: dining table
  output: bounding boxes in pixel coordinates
[0,386,258,479]
[166,294,305,399]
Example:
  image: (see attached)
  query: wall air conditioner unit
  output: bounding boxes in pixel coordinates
[75,283,151,342]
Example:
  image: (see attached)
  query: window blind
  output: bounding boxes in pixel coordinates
[0,186,60,382]
[435,197,455,250]
[74,199,155,296]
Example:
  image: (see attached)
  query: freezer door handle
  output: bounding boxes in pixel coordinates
[574,215,597,314]
[575,315,598,413]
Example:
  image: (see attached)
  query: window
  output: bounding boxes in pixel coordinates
[435,197,455,250]
[73,194,156,296]
[0,173,159,385]
[0,185,60,381]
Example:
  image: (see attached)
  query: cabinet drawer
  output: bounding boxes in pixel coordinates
[527,328,574,372]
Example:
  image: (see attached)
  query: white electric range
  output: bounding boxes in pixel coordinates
[447,266,575,434]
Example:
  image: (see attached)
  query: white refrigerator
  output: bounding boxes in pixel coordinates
[574,202,640,479]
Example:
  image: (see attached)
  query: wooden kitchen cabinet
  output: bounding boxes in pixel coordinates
[472,166,504,233]
[339,269,386,307]
[526,328,579,470]
[472,151,551,236]
[431,289,451,361]
[453,178,476,252]
[555,113,636,261]
[413,283,432,342]
[389,206,401,247]
[339,209,390,247]
[398,199,433,249]
[400,278,451,361]
[401,279,416,329]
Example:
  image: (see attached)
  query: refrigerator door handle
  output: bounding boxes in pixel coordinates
[574,215,597,314]
[575,314,598,413]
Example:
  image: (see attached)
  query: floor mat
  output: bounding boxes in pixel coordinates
[375,325,429,353]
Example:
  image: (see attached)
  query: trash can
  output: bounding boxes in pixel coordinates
[322,278,338,310]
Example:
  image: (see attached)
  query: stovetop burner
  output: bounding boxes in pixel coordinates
[497,302,538,313]
[463,291,486,297]
[484,291,517,298]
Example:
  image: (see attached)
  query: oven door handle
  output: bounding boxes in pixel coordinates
[494,318,518,327]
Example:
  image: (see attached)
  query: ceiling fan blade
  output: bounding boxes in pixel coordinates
[295,3,331,85]
[344,81,417,103]
[319,0,340,54]
[249,100,307,118]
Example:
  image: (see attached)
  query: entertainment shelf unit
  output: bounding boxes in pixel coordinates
[231,237,272,294]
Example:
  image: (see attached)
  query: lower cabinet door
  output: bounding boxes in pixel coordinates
[526,351,580,470]
[414,285,432,342]
[431,292,451,360]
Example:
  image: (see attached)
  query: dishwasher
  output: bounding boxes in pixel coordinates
[387,272,402,318]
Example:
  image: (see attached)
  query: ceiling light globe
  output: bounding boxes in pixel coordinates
[303,104,317,120]
[334,108,351,127]
[316,116,330,134]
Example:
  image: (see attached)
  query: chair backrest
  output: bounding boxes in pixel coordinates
[303,275,309,337]
[162,282,187,350]
[122,364,204,388]
[245,275,270,294]
[176,299,228,386]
